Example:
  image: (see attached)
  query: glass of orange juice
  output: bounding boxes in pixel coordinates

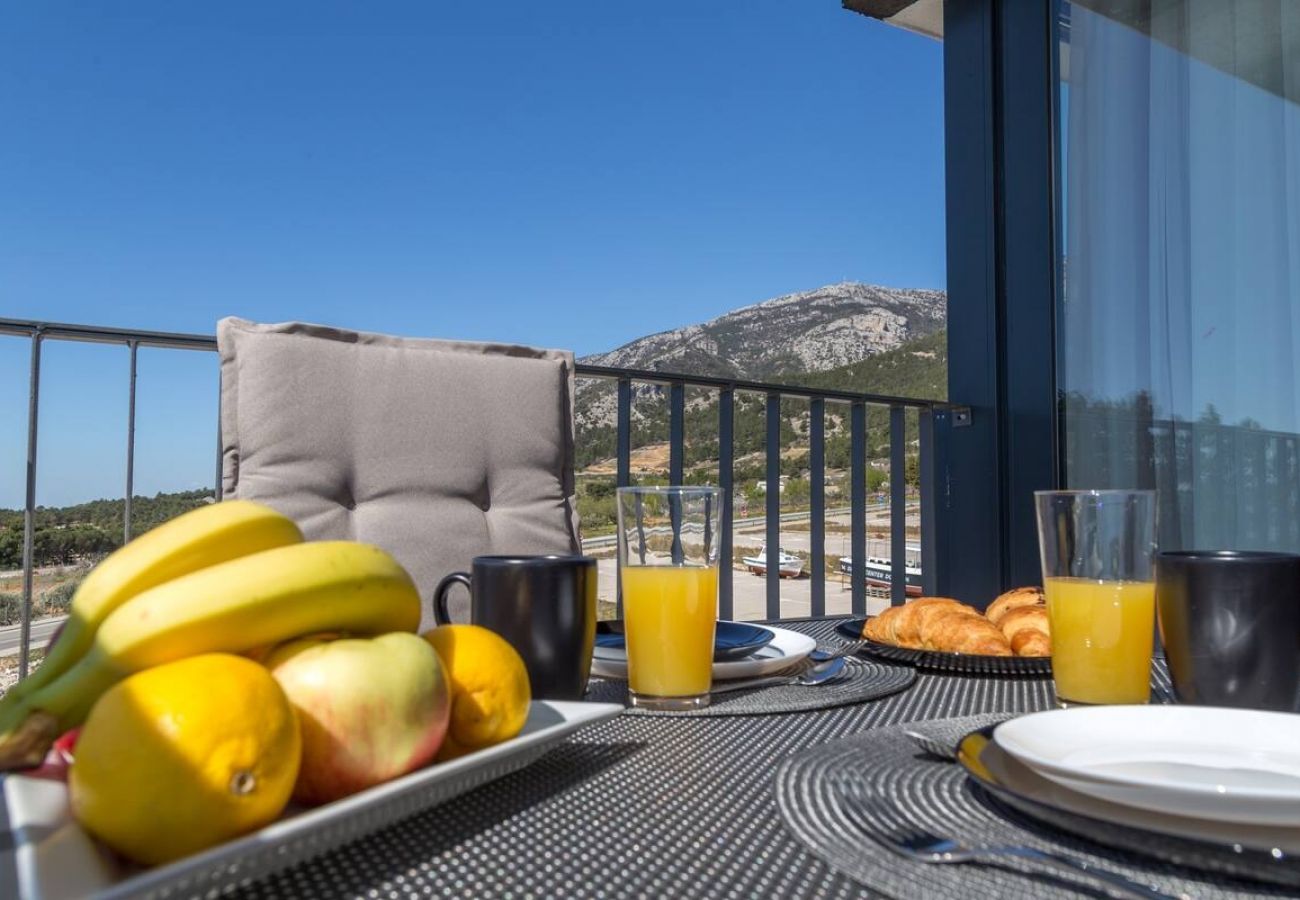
[1034,489,1157,706]
[616,486,720,711]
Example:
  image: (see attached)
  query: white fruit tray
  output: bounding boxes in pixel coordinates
[0,700,622,899]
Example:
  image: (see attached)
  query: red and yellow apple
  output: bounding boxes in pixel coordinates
[265,632,449,805]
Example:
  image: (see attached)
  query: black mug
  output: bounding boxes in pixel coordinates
[1156,550,1300,711]
[433,555,597,701]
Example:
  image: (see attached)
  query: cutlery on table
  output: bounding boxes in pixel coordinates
[810,640,866,662]
[903,729,958,761]
[838,787,1184,900]
[710,657,847,694]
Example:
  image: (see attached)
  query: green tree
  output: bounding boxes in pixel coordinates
[905,454,919,489]
[868,468,888,492]
[0,529,21,569]
[783,477,810,506]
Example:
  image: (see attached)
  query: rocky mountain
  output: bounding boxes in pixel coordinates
[576,281,946,430]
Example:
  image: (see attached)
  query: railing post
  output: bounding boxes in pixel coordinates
[1251,429,1269,549]
[718,388,735,621]
[919,407,950,596]
[889,405,907,606]
[667,381,686,564]
[850,401,866,615]
[765,392,781,619]
[616,378,632,490]
[669,382,684,486]
[125,340,138,541]
[615,377,632,617]
[809,398,825,618]
[20,331,43,679]
[1287,434,1299,551]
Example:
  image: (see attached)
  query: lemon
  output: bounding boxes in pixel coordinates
[69,653,301,866]
[422,625,531,760]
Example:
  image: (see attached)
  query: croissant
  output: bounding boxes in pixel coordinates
[863,597,1014,656]
[862,606,901,644]
[998,604,1051,657]
[862,598,957,647]
[919,609,1013,655]
[861,600,938,646]
[987,586,1045,624]
[891,597,967,648]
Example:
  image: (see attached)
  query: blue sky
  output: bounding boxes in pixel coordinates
[0,2,945,508]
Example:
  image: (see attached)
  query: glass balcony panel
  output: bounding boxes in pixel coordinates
[1058,0,1300,551]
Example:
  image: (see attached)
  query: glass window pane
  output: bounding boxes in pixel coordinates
[1058,0,1300,551]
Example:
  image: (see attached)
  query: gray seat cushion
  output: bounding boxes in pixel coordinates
[217,317,581,629]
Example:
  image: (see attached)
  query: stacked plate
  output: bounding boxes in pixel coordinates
[959,706,1300,886]
[591,620,817,681]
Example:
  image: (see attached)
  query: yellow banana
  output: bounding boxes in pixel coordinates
[0,541,420,770]
[0,500,302,725]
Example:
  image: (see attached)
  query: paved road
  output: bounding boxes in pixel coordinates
[0,616,65,657]
[580,503,898,549]
[592,556,892,622]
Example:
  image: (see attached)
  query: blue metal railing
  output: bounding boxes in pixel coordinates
[0,317,948,676]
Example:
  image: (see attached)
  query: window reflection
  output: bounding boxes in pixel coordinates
[1058,1,1300,551]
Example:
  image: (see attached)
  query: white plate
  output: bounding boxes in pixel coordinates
[995,705,1300,826]
[968,730,1300,858]
[1,700,622,900]
[590,624,817,681]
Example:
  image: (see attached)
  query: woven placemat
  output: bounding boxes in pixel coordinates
[584,656,916,717]
[775,714,1287,900]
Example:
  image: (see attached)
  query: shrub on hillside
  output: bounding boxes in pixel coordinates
[39,579,80,616]
[0,575,85,625]
[0,592,20,627]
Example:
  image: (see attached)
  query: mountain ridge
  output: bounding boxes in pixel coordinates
[576,281,946,432]
[580,280,945,380]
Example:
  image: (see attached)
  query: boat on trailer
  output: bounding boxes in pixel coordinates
[839,547,923,595]
[742,547,805,578]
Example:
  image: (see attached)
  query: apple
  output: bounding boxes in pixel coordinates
[265,632,450,805]
[27,727,79,782]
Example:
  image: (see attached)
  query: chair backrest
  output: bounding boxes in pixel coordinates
[217,317,582,629]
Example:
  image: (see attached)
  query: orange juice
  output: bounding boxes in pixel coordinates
[1045,576,1155,705]
[622,565,717,697]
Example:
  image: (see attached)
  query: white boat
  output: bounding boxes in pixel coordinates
[742,547,805,578]
[839,545,923,595]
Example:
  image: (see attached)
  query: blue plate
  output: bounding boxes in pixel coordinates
[595,620,776,661]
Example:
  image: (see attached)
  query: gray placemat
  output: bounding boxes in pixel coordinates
[220,618,1098,899]
[585,656,917,716]
[775,714,1290,900]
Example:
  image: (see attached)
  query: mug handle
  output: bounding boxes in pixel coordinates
[433,572,472,624]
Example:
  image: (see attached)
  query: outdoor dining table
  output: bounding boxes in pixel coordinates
[223,615,1152,899]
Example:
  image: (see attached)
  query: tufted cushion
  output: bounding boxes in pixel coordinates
[217,317,581,629]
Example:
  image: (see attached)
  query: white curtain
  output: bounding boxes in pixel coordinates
[1061,0,1300,551]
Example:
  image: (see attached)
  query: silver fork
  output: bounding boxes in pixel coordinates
[810,640,866,662]
[903,729,958,760]
[838,788,1183,900]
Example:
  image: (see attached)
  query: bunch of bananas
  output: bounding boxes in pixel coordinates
[0,500,422,769]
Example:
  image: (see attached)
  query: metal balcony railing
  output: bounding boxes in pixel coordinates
[0,317,950,676]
